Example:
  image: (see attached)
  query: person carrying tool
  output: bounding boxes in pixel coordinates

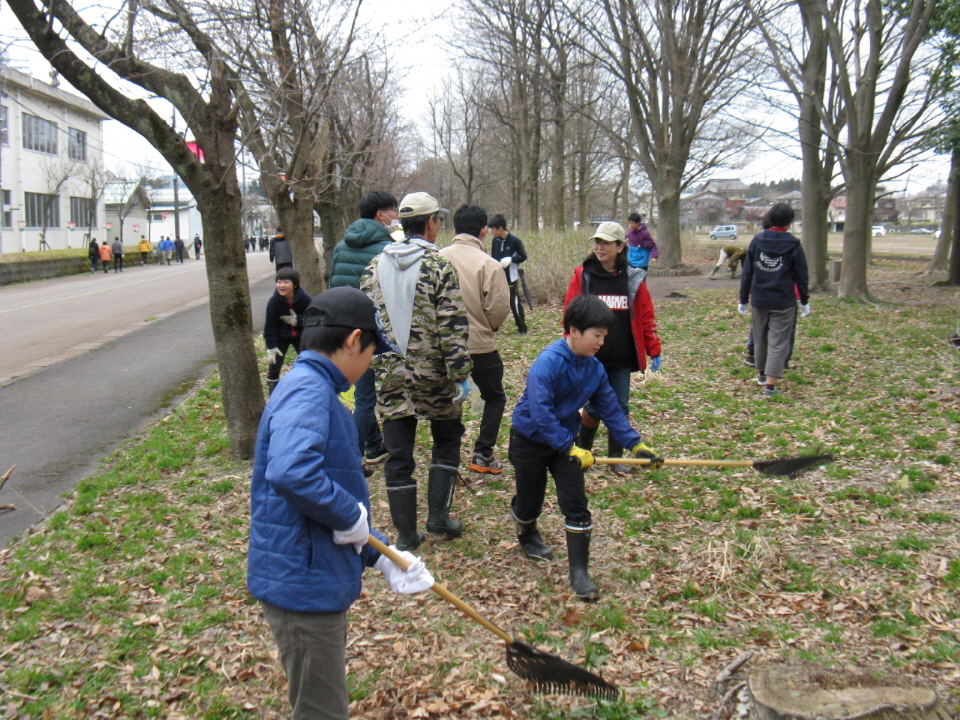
[489,215,529,335]
[361,192,473,550]
[508,294,662,601]
[248,286,435,720]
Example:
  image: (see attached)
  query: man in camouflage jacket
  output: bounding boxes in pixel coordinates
[361,192,472,550]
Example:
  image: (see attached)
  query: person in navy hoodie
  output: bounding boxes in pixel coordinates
[263,267,312,396]
[248,286,434,720]
[738,203,810,397]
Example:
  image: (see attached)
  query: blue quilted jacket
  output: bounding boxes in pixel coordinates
[247,350,387,613]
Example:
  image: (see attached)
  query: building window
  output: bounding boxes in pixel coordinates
[24,192,60,228]
[23,113,58,154]
[70,196,95,227]
[68,127,87,161]
[1,190,11,228]
[0,106,8,146]
[151,212,165,222]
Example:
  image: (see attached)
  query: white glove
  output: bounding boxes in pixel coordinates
[499,256,512,269]
[375,551,434,594]
[266,347,284,364]
[737,303,749,315]
[801,303,811,318]
[455,379,471,403]
[332,503,368,554]
[280,312,298,326]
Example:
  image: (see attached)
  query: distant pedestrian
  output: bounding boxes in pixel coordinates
[264,267,312,396]
[270,228,293,271]
[174,237,185,264]
[193,234,202,259]
[98,241,112,274]
[738,203,810,398]
[489,215,529,335]
[158,236,173,265]
[138,236,150,265]
[111,238,124,273]
[88,238,100,272]
[626,213,658,270]
[260,236,268,252]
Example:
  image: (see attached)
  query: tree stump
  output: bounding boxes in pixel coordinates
[747,662,951,720]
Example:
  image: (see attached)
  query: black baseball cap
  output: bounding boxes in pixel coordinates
[303,286,391,354]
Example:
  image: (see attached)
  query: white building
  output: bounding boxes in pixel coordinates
[0,68,109,254]
[146,187,202,243]
[103,180,151,246]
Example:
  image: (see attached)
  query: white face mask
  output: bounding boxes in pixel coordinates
[389,218,402,230]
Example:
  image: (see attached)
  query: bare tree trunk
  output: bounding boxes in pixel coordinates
[274,192,323,295]
[948,175,960,285]
[316,200,343,287]
[926,147,959,275]
[657,190,682,267]
[839,159,875,300]
[620,157,631,225]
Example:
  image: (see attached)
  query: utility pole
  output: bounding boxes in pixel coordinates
[172,109,181,243]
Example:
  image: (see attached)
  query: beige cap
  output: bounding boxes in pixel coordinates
[398,192,448,218]
[591,221,626,243]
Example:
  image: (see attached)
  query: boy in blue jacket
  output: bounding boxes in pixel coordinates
[248,286,434,720]
[508,294,662,601]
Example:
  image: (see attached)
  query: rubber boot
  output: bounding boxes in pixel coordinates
[266,378,279,396]
[566,529,599,601]
[607,437,631,476]
[729,266,737,279]
[426,463,463,538]
[577,412,600,452]
[708,266,719,279]
[515,516,554,561]
[387,487,424,551]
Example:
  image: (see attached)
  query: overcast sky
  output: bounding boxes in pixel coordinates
[1,0,951,196]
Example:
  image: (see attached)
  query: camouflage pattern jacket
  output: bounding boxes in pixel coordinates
[361,236,472,421]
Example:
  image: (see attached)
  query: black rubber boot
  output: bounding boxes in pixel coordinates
[386,487,424,551]
[577,412,600,452]
[426,464,464,538]
[566,530,599,601]
[515,516,554,561]
[607,438,630,476]
[266,378,279,396]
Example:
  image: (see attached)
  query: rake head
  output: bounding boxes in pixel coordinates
[753,453,833,477]
[506,639,620,701]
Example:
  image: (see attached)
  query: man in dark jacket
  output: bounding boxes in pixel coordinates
[248,286,433,720]
[173,236,185,264]
[489,215,529,334]
[738,203,810,397]
[270,227,293,270]
[329,191,398,467]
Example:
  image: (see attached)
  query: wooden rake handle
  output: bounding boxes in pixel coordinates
[594,457,755,468]
[367,535,514,644]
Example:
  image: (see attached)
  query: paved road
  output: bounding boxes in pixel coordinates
[0,252,276,548]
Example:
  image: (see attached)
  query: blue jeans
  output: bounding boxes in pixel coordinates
[353,368,383,454]
[584,365,631,420]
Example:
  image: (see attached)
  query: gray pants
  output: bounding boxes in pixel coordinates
[753,305,796,379]
[262,602,349,720]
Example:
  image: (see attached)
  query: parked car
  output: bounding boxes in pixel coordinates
[872,226,886,237]
[910,227,934,235]
[709,225,738,241]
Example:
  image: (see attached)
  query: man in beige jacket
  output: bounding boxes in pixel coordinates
[440,204,511,474]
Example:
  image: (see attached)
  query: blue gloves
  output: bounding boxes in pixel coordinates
[650,356,662,372]
[455,380,471,403]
